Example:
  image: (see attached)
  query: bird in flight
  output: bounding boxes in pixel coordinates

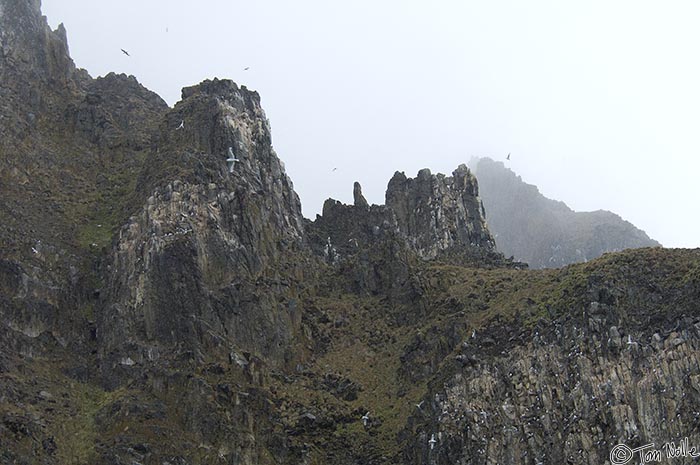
[121,49,130,56]
[506,153,511,160]
[361,412,370,426]
[429,434,437,450]
[332,167,337,172]
[226,147,240,173]
[244,67,250,71]
[226,157,240,173]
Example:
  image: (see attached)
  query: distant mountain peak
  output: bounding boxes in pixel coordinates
[472,156,660,268]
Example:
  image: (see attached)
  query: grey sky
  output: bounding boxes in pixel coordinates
[42,0,700,248]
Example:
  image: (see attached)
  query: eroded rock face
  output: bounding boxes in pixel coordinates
[353,181,369,209]
[308,166,514,299]
[0,0,168,369]
[0,0,86,144]
[386,165,495,259]
[311,165,498,264]
[3,3,700,465]
[99,79,312,379]
[400,249,700,465]
[411,329,700,465]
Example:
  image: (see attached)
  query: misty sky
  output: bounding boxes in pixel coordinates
[42,0,700,248]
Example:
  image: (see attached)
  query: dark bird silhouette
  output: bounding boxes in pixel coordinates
[506,153,511,160]
[121,49,130,56]
[244,67,250,71]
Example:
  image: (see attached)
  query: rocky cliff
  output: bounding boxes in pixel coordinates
[471,157,661,269]
[306,167,515,299]
[2,3,700,465]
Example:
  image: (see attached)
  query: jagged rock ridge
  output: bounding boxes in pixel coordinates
[471,157,661,268]
[2,3,700,465]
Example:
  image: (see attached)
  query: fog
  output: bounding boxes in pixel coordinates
[42,0,700,248]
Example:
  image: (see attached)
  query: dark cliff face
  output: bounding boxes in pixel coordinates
[99,78,312,381]
[2,3,700,465]
[472,157,661,268]
[400,248,700,464]
[0,0,168,371]
[306,168,514,302]
[385,165,495,259]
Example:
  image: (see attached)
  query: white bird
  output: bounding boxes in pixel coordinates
[429,434,437,450]
[226,147,241,172]
[31,247,38,254]
[176,120,184,130]
[416,400,424,409]
[361,412,370,426]
[471,329,476,338]
[226,157,240,173]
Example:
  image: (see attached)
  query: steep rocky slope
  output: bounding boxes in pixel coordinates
[472,157,661,268]
[2,3,700,465]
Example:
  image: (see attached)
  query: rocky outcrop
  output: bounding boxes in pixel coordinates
[0,0,81,120]
[353,181,369,209]
[307,167,516,300]
[471,157,661,268]
[400,248,700,465]
[386,165,495,259]
[311,166,503,263]
[2,3,700,465]
[0,0,168,370]
[99,79,313,381]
